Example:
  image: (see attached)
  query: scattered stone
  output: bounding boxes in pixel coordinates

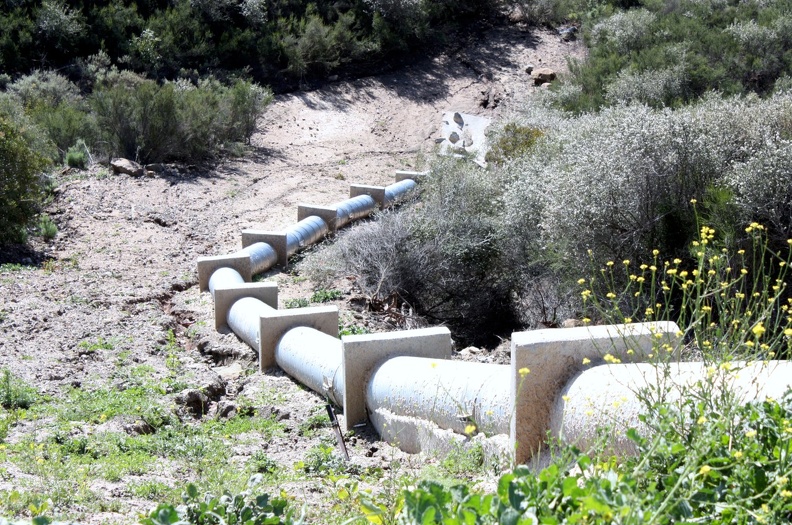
[216,400,238,419]
[562,318,584,328]
[559,26,578,41]
[532,67,556,85]
[124,419,155,435]
[201,374,226,400]
[175,388,210,417]
[110,158,144,177]
[214,362,243,381]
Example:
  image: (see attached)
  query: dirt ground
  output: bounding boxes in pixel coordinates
[0,25,584,523]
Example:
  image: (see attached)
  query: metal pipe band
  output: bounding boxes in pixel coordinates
[227,297,275,351]
[275,326,345,407]
[208,267,245,298]
[285,216,328,256]
[240,242,278,276]
[383,179,417,207]
[367,357,511,436]
[335,195,378,229]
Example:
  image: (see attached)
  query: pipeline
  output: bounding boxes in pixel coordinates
[228,297,274,350]
[367,357,511,436]
[551,360,792,456]
[275,326,345,406]
[335,195,378,229]
[384,179,417,207]
[285,216,329,256]
[241,242,278,275]
[208,267,246,297]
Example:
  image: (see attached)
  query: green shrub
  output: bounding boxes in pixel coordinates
[0,369,37,410]
[141,475,295,525]
[555,0,792,111]
[0,115,50,245]
[485,123,543,165]
[65,140,88,169]
[309,289,343,303]
[37,215,57,241]
[91,75,271,163]
[284,298,310,309]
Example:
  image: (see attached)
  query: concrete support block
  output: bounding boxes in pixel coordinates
[213,282,278,331]
[242,230,288,267]
[259,306,339,371]
[510,321,680,464]
[298,204,338,231]
[341,327,453,432]
[350,184,386,209]
[197,254,251,292]
[395,170,429,182]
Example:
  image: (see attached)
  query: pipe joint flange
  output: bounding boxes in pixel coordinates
[259,305,339,371]
[197,254,252,292]
[214,282,278,331]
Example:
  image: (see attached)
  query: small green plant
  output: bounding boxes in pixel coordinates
[485,123,544,165]
[37,215,57,241]
[339,323,369,337]
[65,140,89,169]
[284,298,310,309]
[77,337,114,353]
[250,450,278,474]
[309,289,343,303]
[141,475,295,525]
[302,443,347,476]
[439,442,484,477]
[297,407,330,437]
[0,369,36,410]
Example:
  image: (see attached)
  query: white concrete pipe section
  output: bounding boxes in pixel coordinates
[551,360,792,456]
[285,216,328,256]
[367,357,511,451]
[384,179,417,207]
[227,297,275,351]
[335,195,378,229]
[275,326,345,407]
[241,242,278,275]
[208,267,246,297]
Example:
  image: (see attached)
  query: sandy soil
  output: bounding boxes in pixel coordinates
[0,24,584,523]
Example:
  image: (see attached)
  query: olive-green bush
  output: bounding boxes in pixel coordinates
[0,115,49,245]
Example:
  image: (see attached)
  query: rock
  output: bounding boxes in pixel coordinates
[216,400,238,419]
[175,389,210,417]
[214,362,243,381]
[124,419,155,435]
[559,26,578,41]
[145,163,166,173]
[525,64,535,75]
[328,75,338,81]
[145,170,157,178]
[201,374,226,400]
[531,68,556,85]
[110,158,144,177]
[562,318,585,328]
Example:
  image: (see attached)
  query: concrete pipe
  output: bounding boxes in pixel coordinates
[227,297,275,351]
[240,242,278,275]
[384,179,417,207]
[275,326,345,406]
[335,195,378,229]
[551,360,792,456]
[285,216,328,256]
[367,357,512,438]
[208,267,245,297]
